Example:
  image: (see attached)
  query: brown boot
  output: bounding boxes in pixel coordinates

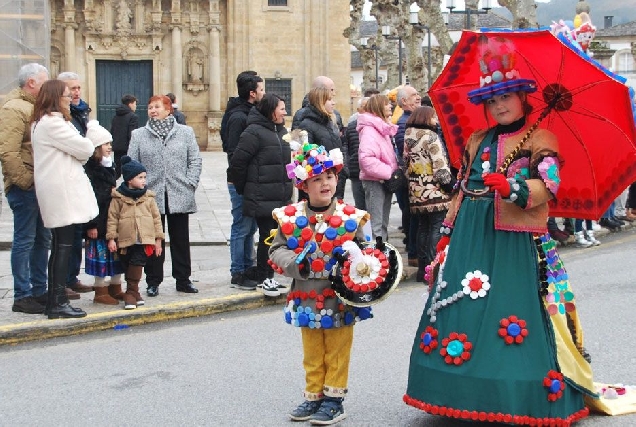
[123,290,137,310]
[108,283,125,301]
[125,265,145,308]
[93,286,119,305]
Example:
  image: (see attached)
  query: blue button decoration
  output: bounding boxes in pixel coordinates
[332,247,344,256]
[422,333,432,346]
[321,316,334,329]
[507,323,521,337]
[344,312,354,325]
[285,311,292,324]
[550,379,561,393]
[287,236,299,250]
[308,241,317,253]
[294,298,301,306]
[325,228,338,240]
[304,306,312,314]
[313,165,322,174]
[358,307,372,320]
[344,219,357,232]
[298,313,309,327]
[308,156,316,165]
[296,216,308,228]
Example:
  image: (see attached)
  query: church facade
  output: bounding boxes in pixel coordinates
[48,0,351,150]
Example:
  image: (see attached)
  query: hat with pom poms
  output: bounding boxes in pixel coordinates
[284,129,344,188]
[85,120,113,148]
[120,155,146,182]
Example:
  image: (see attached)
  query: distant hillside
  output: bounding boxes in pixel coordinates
[491,0,636,28]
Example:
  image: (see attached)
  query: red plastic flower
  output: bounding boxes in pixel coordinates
[420,326,438,354]
[498,315,528,345]
[440,332,472,365]
[543,370,565,401]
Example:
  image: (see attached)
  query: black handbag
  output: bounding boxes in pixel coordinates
[382,168,407,193]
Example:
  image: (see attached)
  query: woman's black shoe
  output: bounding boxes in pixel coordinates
[611,216,625,226]
[146,285,159,297]
[599,218,620,231]
[48,302,87,319]
[176,282,199,293]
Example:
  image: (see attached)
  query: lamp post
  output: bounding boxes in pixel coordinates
[382,25,403,85]
[446,0,492,30]
[360,37,380,90]
[409,8,432,88]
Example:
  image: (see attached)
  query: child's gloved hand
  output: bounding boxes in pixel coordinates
[436,236,450,253]
[483,173,511,198]
[298,257,310,275]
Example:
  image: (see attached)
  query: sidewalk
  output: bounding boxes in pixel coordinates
[0,151,415,345]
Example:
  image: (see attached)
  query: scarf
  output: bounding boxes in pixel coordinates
[117,182,147,199]
[148,116,175,140]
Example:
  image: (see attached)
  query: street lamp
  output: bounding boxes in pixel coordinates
[446,0,492,30]
[382,25,403,85]
[409,5,432,88]
[360,37,380,90]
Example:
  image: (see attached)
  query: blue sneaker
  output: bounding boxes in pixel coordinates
[309,398,346,425]
[289,400,322,421]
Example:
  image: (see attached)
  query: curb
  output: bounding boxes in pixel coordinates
[0,292,286,346]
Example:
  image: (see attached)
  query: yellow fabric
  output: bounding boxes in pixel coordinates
[301,326,354,397]
[585,383,636,415]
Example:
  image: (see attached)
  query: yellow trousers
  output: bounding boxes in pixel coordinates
[301,326,354,400]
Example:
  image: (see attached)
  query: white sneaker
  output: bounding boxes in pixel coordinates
[260,278,281,297]
[575,231,593,248]
[591,221,602,231]
[586,231,601,246]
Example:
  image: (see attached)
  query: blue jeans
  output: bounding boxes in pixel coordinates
[228,183,256,275]
[6,186,51,300]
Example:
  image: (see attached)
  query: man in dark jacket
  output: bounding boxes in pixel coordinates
[166,92,187,124]
[219,71,264,291]
[110,94,139,178]
[58,72,95,296]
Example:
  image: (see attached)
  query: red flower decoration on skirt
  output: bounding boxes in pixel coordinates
[440,332,472,365]
[498,315,528,345]
[543,370,565,401]
[420,326,439,354]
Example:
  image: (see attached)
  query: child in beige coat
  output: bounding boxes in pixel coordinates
[106,156,164,309]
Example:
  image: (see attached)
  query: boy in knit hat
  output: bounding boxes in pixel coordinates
[106,156,164,309]
[268,142,372,425]
[84,120,125,304]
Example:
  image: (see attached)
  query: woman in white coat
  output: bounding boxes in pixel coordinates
[32,79,98,319]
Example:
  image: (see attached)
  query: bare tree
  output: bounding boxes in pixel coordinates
[497,0,538,29]
[343,0,379,92]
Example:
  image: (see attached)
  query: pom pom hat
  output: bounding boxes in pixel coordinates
[284,129,344,188]
[85,120,113,148]
[467,35,537,105]
[120,155,147,182]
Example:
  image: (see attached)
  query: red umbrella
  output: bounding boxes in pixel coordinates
[429,29,636,220]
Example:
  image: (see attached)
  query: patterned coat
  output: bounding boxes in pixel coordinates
[404,126,454,214]
[127,122,202,215]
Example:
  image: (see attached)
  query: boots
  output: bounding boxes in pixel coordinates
[47,239,86,319]
[93,286,119,305]
[124,265,145,310]
[574,231,592,248]
[108,283,125,301]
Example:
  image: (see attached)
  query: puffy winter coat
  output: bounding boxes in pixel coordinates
[230,107,293,218]
[84,157,117,238]
[127,121,202,215]
[106,189,165,248]
[296,105,343,153]
[220,97,254,181]
[357,112,398,182]
[32,113,98,228]
[110,104,139,152]
[344,115,361,179]
[0,88,36,194]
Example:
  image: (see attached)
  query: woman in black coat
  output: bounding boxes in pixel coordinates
[297,87,348,200]
[230,94,292,295]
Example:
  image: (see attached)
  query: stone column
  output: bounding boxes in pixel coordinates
[209,26,220,111]
[171,25,183,101]
[64,25,76,70]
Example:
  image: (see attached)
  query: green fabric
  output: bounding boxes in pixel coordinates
[406,197,586,420]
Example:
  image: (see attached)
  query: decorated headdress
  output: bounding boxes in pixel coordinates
[467,35,537,105]
[284,129,344,188]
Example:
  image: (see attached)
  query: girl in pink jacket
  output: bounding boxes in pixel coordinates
[357,95,398,240]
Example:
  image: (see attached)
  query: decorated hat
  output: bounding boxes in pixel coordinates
[284,130,344,188]
[467,35,537,105]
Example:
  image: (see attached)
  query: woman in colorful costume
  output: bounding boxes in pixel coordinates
[404,38,595,425]
[268,142,372,425]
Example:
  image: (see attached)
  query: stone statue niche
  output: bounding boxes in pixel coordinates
[184,46,208,95]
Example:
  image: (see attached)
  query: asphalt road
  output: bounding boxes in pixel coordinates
[1,229,635,426]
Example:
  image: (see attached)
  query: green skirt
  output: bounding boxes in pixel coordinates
[405,197,591,425]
